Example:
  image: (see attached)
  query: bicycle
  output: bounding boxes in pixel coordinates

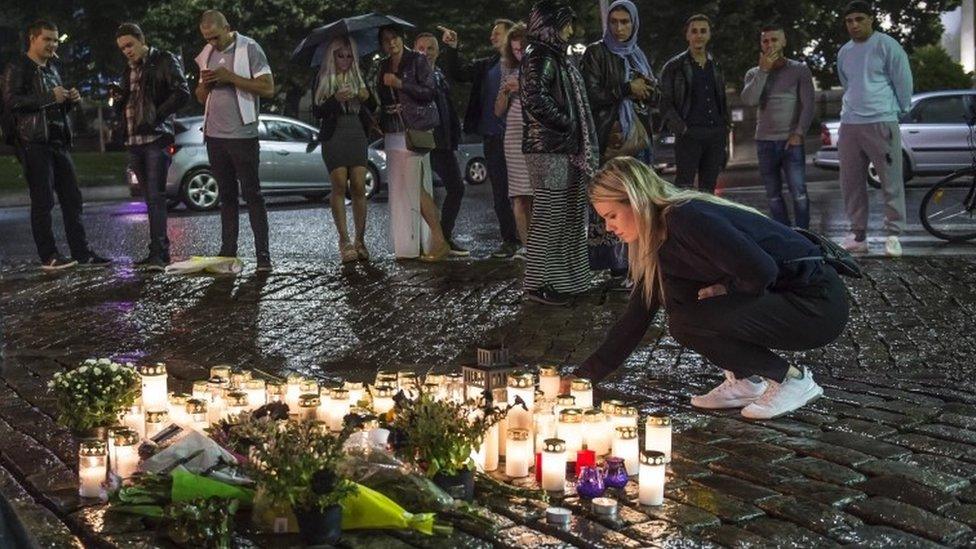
[919,114,976,242]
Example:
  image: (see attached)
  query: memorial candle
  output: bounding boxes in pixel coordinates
[229,368,252,389]
[372,385,396,415]
[534,409,557,450]
[123,402,145,439]
[541,438,567,492]
[112,430,139,480]
[225,391,250,420]
[554,394,576,417]
[285,374,304,412]
[191,380,209,401]
[375,370,398,386]
[186,398,208,431]
[582,409,611,456]
[644,414,672,462]
[612,426,640,476]
[538,365,560,401]
[507,370,535,431]
[298,394,320,422]
[611,405,639,430]
[505,428,531,478]
[144,409,169,439]
[325,388,350,432]
[78,440,106,498]
[266,381,286,404]
[638,450,666,506]
[300,379,320,397]
[138,363,168,410]
[243,379,266,410]
[343,381,365,405]
[209,365,232,380]
[168,393,190,427]
[557,408,583,460]
[570,378,593,409]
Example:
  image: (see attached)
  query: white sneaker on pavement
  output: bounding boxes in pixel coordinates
[690,371,768,410]
[841,234,869,254]
[884,236,902,257]
[741,367,823,420]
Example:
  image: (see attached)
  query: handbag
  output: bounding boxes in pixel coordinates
[783,228,863,278]
[392,88,435,154]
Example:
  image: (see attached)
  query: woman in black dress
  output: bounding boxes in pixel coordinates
[313,36,375,263]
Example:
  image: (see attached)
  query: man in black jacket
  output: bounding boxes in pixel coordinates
[2,19,110,270]
[438,20,519,258]
[113,23,190,270]
[659,14,730,194]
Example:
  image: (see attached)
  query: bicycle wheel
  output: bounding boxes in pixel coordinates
[919,169,976,242]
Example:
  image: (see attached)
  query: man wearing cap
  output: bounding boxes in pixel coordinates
[836,1,912,257]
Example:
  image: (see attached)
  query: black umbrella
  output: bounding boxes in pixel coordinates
[291,12,415,67]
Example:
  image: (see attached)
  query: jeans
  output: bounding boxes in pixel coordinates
[674,126,727,194]
[205,137,270,261]
[756,140,810,229]
[430,148,464,240]
[666,267,849,382]
[483,134,518,244]
[129,140,171,259]
[19,142,91,261]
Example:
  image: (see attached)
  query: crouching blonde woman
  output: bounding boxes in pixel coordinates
[577,157,849,419]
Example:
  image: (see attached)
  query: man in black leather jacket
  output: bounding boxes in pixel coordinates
[659,14,730,194]
[1,19,109,270]
[113,22,190,270]
[438,20,520,259]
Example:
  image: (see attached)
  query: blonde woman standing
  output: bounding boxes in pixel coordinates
[579,157,850,420]
[313,36,375,262]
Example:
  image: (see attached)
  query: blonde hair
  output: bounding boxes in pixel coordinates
[314,37,366,105]
[588,156,764,304]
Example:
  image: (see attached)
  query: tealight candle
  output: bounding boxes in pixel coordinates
[611,405,639,430]
[557,408,583,460]
[243,379,267,410]
[186,398,208,431]
[541,438,567,492]
[507,370,535,431]
[209,365,232,380]
[225,391,249,420]
[123,402,145,439]
[144,409,169,439]
[554,394,576,417]
[343,381,365,405]
[505,428,531,478]
[372,385,396,415]
[168,393,190,427]
[285,374,304,411]
[266,381,285,404]
[78,440,106,498]
[538,365,561,401]
[191,380,210,401]
[325,388,350,432]
[570,378,593,409]
[644,414,672,462]
[112,430,139,479]
[298,394,320,421]
[582,409,611,456]
[639,450,666,506]
[138,363,168,410]
[613,426,640,476]
[229,368,252,389]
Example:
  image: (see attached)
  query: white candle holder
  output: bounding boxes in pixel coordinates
[644,414,672,462]
[186,398,208,432]
[343,381,365,405]
[538,365,561,402]
[541,438,567,492]
[285,374,304,411]
[611,405,639,430]
[229,368,252,390]
[266,381,286,404]
[209,365,232,380]
[582,409,611,456]
[111,429,139,480]
[554,394,576,417]
[639,450,666,506]
[168,392,190,427]
[123,402,145,439]
[557,408,583,460]
[613,426,640,476]
[225,391,250,421]
[507,371,535,432]
[144,409,169,440]
[505,428,531,478]
[297,394,320,422]
[375,370,398,386]
[138,363,168,411]
[534,410,557,451]
[570,378,593,409]
[372,385,396,415]
[191,380,210,402]
[325,388,351,432]
[78,439,106,498]
[244,379,267,410]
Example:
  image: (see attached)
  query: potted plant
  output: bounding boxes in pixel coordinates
[165,497,239,549]
[245,420,356,545]
[390,389,508,502]
[47,358,140,438]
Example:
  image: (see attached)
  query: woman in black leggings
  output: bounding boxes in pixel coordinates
[579,157,849,419]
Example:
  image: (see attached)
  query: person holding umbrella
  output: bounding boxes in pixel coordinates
[312,36,376,263]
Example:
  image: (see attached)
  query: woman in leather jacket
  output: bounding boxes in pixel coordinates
[376,25,449,261]
[518,0,598,306]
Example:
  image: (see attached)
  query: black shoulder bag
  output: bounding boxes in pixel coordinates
[783,228,863,278]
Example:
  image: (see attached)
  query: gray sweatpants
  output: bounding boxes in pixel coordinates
[838,121,907,235]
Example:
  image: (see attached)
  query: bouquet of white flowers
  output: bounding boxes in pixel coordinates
[48,358,140,434]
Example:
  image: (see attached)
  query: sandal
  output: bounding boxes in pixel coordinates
[340,243,358,263]
[355,242,370,261]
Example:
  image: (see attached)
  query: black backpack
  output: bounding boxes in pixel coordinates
[784,228,863,279]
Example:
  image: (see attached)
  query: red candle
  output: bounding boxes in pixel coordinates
[535,452,543,482]
[575,448,596,477]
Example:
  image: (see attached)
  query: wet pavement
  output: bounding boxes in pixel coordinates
[1,178,976,547]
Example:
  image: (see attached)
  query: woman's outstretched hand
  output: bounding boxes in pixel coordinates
[698,283,727,300]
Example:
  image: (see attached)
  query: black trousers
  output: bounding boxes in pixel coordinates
[666,266,849,382]
[430,148,464,240]
[129,140,171,260]
[674,126,727,194]
[19,142,91,261]
[205,137,270,261]
[483,134,518,244]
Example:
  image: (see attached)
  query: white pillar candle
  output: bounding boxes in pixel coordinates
[372,386,396,415]
[225,391,250,420]
[111,430,139,479]
[583,409,612,456]
[505,428,531,478]
[209,365,232,380]
[541,438,567,492]
[186,398,208,432]
[300,379,320,397]
[644,414,672,462]
[534,410,557,451]
[570,378,594,409]
[601,399,625,416]
[138,363,168,411]
[244,379,267,410]
[375,370,398,385]
[538,366,561,401]
[207,391,225,426]
[191,380,210,401]
[144,409,169,440]
[78,440,106,498]
[554,394,576,417]
[482,421,499,471]
[613,426,640,476]
[611,405,639,430]
[229,368,252,390]
[285,374,304,411]
[298,394,320,422]
[639,450,666,506]
[325,389,350,432]
[557,408,583,460]
[507,371,535,431]
[266,381,286,404]
[343,381,365,405]
[123,403,145,439]
[168,393,190,427]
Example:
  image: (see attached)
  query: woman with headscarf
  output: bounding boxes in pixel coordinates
[581,0,657,280]
[520,0,598,306]
[313,36,376,263]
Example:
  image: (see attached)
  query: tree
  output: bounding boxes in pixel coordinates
[910,44,973,92]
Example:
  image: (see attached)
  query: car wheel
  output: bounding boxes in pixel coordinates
[181,169,220,211]
[867,152,913,189]
[465,158,488,185]
[363,165,380,199]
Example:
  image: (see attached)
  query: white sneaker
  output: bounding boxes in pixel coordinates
[690,371,768,409]
[884,236,902,257]
[841,234,869,254]
[741,367,823,420]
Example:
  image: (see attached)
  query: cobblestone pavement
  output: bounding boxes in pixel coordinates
[2,184,976,547]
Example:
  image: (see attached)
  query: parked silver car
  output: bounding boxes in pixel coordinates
[815,90,976,186]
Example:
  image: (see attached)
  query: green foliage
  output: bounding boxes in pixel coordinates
[165,497,239,549]
[910,44,973,92]
[47,358,140,433]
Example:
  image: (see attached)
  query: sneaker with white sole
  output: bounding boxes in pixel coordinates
[841,234,868,254]
[690,371,768,409]
[884,235,902,257]
[741,367,823,420]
